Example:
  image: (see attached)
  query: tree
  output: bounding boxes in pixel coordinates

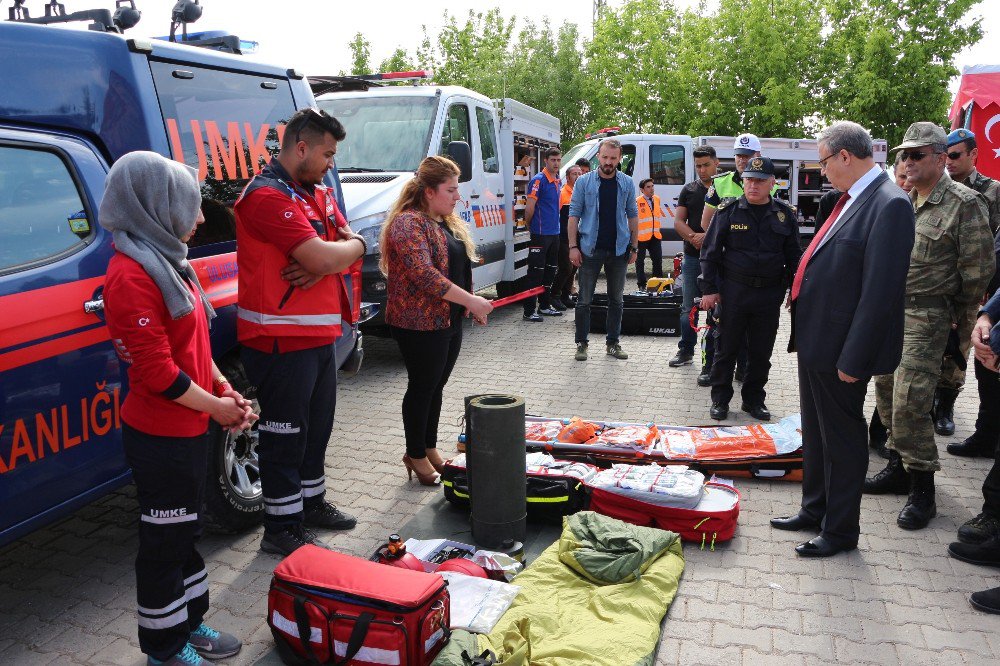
[818,0,984,147]
[348,32,372,76]
[379,48,415,75]
[507,20,593,147]
[419,9,516,96]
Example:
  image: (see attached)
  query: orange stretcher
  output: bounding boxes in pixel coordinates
[459,415,803,481]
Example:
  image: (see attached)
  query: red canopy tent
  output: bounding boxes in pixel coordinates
[950,64,1000,180]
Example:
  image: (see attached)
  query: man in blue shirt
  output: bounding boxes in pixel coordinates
[567,139,639,360]
[524,148,564,321]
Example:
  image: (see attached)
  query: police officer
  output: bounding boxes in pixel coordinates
[865,122,994,530]
[699,156,802,421]
[701,133,768,381]
[940,128,1000,446]
[235,109,365,556]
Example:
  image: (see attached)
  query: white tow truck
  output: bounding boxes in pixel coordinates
[310,72,561,328]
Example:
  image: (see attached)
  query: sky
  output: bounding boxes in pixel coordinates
[46,0,1000,91]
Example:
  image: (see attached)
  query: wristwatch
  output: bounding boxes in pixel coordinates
[629,245,639,254]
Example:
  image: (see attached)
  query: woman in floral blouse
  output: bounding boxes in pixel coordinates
[380,156,493,485]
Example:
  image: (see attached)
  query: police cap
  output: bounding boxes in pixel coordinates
[947,128,976,148]
[891,122,947,152]
[741,156,775,179]
[733,133,762,156]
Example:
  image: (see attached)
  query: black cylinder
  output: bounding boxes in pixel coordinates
[465,394,526,549]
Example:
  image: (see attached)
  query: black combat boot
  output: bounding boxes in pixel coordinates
[897,470,936,530]
[868,408,889,459]
[933,387,958,437]
[863,450,909,494]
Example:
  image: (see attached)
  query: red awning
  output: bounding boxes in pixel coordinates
[950,64,1000,120]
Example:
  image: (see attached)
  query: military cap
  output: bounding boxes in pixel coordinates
[733,133,762,156]
[742,155,775,179]
[891,122,947,152]
[947,128,976,147]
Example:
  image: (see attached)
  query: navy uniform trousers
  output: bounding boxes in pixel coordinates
[124,424,209,661]
[242,343,336,533]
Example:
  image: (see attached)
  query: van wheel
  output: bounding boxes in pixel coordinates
[203,355,263,533]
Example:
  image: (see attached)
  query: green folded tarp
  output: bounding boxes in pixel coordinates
[433,511,685,666]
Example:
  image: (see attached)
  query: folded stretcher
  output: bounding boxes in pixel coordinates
[460,414,804,481]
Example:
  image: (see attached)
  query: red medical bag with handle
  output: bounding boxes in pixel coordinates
[268,545,450,665]
[588,481,740,548]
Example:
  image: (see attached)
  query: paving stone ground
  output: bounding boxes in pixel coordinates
[2,279,999,665]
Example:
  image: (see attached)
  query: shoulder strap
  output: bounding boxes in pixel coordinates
[462,649,499,665]
[334,612,374,666]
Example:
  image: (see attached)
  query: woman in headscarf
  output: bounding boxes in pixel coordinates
[101,151,254,666]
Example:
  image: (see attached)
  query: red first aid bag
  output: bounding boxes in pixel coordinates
[588,481,740,547]
[268,545,450,665]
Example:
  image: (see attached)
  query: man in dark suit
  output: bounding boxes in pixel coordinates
[771,121,915,557]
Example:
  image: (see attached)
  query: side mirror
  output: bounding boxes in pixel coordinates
[446,141,473,183]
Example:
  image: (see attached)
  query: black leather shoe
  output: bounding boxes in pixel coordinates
[863,451,909,495]
[710,402,729,420]
[948,539,1000,568]
[897,470,936,530]
[795,535,856,558]
[970,586,1000,614]
[697,369,712,387]
[959,513,1000,545]
[872,441,891,459]
[948,433,997,458]
[770,514,821,532]
[741,403,771,421]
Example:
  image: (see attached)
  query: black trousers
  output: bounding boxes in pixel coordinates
[709,284,783,406]
[524,233,560,314]
[243,344,336,533]
[391,321,463,459]
[974,357,1000,447]
[798,366,869,547]
[978,359,1000,516]
[635,238,663,289]
[124,424,209,661]
[551,236,577,299]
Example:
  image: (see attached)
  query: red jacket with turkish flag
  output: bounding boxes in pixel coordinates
[104,252,214,437]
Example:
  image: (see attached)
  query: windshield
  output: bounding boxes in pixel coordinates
[317,95,438,172]
[561,141,596,174]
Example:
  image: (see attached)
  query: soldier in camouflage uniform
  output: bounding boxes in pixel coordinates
[939,128,1000,450]
[864,122,994,531]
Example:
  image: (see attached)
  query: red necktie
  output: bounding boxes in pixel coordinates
[791,192,851,302]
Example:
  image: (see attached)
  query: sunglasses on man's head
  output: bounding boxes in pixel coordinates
[900,151,934,162]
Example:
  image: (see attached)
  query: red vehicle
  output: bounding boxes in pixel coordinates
[950,64,1000,180]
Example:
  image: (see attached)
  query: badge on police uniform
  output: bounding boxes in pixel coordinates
[707,186,715,198]
[777,211,786,223]
[750,157,764,172]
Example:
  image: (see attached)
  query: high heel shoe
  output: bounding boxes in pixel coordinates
[402,455,441,486]
[425,454,446,475]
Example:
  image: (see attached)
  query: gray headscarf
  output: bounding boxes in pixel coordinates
[99,151,216,323]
